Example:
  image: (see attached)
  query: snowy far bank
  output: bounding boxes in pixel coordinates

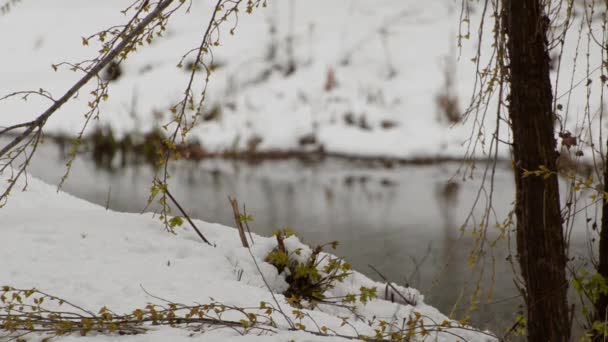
[2,0,604,163]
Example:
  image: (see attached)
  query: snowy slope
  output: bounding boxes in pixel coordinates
[1,0,504,160]
[2,0,605,163]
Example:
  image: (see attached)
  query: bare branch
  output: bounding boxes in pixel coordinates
[0,0,177,161]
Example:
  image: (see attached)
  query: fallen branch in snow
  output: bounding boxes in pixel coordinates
[0,286,277,340]
[368,265,418,306]
[0,286,496,341]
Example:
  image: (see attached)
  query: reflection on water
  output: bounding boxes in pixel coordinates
[25,144,593,337]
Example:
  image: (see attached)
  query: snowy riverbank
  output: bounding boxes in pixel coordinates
[0,174,496,341]
[2,0,502,161]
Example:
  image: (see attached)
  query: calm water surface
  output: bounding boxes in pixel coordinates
[26,144,595,338]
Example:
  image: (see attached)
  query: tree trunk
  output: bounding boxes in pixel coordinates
[505,0,571,340]
[594,142,608,340]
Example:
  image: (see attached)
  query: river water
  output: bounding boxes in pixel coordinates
[25,144,597,338]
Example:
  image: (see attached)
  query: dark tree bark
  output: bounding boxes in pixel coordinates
[594,142,608,340]
[505,0,571,340]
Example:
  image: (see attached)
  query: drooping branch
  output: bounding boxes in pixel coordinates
[0,0,176,160]
[153,0,264,232]
[0,0,179,205]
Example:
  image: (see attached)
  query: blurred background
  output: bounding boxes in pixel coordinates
[1,0,605,336]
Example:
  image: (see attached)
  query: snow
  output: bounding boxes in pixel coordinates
[1,0,605,340]
[0,0,508,161]
[1,1,605,163]
[0,174,496,341]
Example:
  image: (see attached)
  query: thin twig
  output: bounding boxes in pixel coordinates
[243,204,255,245]
[228,196,249,248]
[0,0,176,159]
[164,186,212,246]
[368,264,416,306]
[244,245,295,330]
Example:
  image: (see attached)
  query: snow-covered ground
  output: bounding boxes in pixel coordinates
[0,174,496,341]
